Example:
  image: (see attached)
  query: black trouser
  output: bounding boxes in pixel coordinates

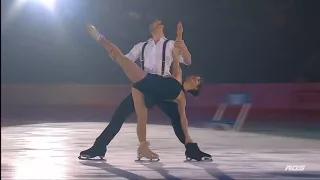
[95,93,185,147]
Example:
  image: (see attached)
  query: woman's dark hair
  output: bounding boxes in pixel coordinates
[185,76,204,97]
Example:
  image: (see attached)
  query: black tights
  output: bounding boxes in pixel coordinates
[95,93,185,146]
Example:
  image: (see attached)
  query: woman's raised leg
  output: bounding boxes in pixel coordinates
[87,25,146,83]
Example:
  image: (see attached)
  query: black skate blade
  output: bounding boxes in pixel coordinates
[78,155,106,161]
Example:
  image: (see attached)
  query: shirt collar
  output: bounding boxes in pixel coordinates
[148,36,167,43]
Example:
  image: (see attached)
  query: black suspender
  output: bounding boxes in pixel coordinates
[140,39,170,75]
[140,42,148,71]
[162,40,169,75]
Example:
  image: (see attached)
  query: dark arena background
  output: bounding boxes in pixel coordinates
[1,0,320,179]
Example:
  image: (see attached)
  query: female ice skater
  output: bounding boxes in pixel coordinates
[86,23,206,161]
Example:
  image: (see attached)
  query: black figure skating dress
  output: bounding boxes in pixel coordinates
[132,74,185,102]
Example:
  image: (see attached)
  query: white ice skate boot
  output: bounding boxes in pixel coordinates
[86,25,104,41]
[136,141,159,162]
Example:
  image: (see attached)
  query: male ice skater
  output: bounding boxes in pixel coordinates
[79,20,212,161]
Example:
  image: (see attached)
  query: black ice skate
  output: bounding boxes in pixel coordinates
[185,143,212,162]
[78,144,107,160]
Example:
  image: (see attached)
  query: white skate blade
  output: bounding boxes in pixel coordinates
[135,157,160,162]
[202,157,213,162]
[185,156,213,162]
[78,155,106,161]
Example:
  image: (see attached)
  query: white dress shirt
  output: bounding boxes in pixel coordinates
[125,37,186,76]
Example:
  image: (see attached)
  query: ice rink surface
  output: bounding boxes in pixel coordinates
[2,122,320,180]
